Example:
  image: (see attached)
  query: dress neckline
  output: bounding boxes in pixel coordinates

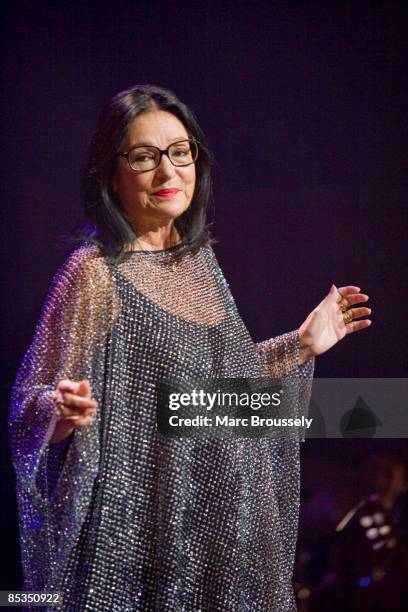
[126,242,184,255]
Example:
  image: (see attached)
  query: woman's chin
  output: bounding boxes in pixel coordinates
[154,199,190,220]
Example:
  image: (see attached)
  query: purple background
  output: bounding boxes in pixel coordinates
[1,0,407,604]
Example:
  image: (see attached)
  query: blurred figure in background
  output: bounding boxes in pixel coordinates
[304,451,408,611]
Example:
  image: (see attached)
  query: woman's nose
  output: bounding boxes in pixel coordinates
[155,154,177,179]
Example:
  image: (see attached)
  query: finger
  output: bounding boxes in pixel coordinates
[343,293,369,307]
[61,392,97,412]
[60,402,96,416]
[56,403,80,418]
[76,380,92,398]
[57,379,79,394]
[61,406,97,425]
[57,379,92,397]
[336,286,361,301]
[348,307,372,320]
[62,411,82,420]
[67,412,96,428]
[345,319,372,335]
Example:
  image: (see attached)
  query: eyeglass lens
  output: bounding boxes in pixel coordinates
[128,140,198,172]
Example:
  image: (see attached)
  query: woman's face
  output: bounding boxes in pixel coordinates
[112,109,196,233]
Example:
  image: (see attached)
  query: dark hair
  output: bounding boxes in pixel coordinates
[75,84,215,263]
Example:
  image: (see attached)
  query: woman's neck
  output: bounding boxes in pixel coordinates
[128,225,181,251]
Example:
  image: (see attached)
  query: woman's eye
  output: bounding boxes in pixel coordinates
[134,154,155,162]
[173,148,189,157]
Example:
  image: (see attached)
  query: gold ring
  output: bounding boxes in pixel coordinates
[339,299,349,313]
[52,399,64,417]
[53,399,79,420]
[343,310,353,324]
[56,401,68,412]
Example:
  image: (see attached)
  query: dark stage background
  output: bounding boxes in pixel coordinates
[1,1,407,609]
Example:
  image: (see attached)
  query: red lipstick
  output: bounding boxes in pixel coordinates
[154,189,181,198]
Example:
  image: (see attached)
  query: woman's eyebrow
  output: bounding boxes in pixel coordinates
[129,137,189,147]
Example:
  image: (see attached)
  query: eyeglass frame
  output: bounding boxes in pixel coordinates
[114,138,200,174]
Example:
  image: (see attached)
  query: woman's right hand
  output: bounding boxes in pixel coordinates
[50,379,97,443]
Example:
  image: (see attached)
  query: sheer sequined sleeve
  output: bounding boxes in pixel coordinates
[256,332,315,442]
[8,244,116,591]
[255,329,313,377]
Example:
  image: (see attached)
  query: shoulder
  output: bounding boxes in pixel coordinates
[200,242,217,261]
[200,243,223,270]
[47,243,112,302]
[62,243,108,274]
[58,243,110,283]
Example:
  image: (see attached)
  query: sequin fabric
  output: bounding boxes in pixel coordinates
[9,242,314,611]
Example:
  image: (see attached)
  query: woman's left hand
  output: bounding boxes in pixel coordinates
[298,285,372,363]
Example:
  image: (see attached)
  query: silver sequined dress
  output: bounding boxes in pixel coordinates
[9,243,314,611]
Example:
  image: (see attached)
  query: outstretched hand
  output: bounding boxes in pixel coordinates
[298,285,372,363]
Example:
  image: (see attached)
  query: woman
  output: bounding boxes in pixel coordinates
[9,84,371,611]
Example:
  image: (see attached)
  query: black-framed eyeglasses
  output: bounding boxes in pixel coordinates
[115,139,199,173]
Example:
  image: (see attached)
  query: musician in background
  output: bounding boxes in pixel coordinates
[312,452,408,611]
